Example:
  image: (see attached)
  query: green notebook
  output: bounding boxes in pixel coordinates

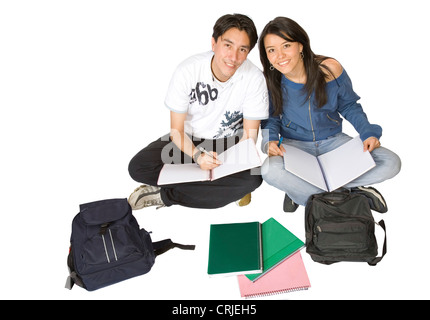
[207,221,263,276]
[246,218,305,282]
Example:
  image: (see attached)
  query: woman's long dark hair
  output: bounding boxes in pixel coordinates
[259,17,334,115]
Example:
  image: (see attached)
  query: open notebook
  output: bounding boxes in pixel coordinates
[237,251,310,298]
[283,136,375,191]
[157,138,261,185]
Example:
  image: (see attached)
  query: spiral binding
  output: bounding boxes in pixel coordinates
[244,287,309,299]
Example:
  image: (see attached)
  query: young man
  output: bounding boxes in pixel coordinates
[128,14,269,209]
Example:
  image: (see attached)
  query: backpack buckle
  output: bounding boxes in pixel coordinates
[99,223,110,235]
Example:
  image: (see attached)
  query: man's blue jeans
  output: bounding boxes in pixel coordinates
[261,133,402,206]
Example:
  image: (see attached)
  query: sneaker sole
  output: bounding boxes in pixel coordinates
[128,185,161,210]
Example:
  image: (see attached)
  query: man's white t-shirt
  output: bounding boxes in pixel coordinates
[164,51,269,139]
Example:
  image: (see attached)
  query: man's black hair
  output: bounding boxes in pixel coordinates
[212,14,258,51]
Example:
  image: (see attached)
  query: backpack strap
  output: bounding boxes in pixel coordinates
[153,239,195,256]
[368,219,387,266]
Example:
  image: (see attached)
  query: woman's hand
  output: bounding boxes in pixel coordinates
[196,151,222,170]
[268,141,286,157]
[363,137,381,152]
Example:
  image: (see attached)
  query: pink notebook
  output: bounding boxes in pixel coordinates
[237,251,310,298]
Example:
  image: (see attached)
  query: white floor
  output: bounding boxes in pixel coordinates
[1,0,428,301]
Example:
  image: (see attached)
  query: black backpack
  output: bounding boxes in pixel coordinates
[305,190,386,266]
[66,198,195,291]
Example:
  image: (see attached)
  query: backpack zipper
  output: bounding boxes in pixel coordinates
[108,229,118,261]
[101,228,118,263]
[101,234,110,263]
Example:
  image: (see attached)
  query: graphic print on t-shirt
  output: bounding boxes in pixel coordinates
[214,111,243,139]
[188,80,244,139]
[189,82,218,106]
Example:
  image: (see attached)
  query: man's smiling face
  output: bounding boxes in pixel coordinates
[211,27,251,82]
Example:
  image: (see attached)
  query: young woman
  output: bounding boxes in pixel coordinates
[259,17,401,212]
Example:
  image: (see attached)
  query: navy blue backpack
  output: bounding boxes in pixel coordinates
[66,198,195,291]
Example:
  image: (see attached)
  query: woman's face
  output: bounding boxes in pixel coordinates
[264,33,304,79]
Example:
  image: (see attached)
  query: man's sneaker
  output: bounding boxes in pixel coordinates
[351,186,387,213]
[283,194,299,212]
[128,185,164,210]
[236,193,251,207]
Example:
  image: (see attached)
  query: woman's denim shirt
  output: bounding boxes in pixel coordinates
[261,69,382,153]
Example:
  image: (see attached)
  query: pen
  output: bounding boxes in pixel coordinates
[197,146,222,163]
[278,137,284,147]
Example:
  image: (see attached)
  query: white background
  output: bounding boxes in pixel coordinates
[1,0,428,300]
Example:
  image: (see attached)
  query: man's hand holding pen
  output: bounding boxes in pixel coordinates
[194,146,222,170]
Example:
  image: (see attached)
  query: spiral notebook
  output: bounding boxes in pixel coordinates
[237,251,310,298]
